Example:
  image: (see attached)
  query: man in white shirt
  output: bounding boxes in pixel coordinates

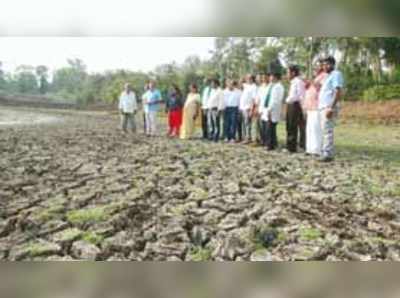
[207,79,225,142]
[201,78,212,140]
[239,74,257,143]
[286,65,306,153]
[223,80,242,143]
[261,72,285,150]
[119,83,137,133]
[255,74,270,145]
[318,56,344,162]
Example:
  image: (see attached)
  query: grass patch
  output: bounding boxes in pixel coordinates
[299,227,323,241]
[67,207,110,225]
[82,232,105,245]
[188,247,212,261]
[22,242,60,257]
[55,228,83,242]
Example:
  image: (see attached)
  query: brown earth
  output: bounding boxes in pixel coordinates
[0,105,399,261]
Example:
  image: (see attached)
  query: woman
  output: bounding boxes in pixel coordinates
[180,84,201,140]
[304,62,328,156]
[166,85,183,137]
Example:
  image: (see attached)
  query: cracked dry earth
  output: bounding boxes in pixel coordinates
[1,107,400,261]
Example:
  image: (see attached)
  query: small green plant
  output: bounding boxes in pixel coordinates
[67,207,109,225]
[300,227,322,241]
[188,247,212,261]
[82,232,104,245]
[55,228,83,242]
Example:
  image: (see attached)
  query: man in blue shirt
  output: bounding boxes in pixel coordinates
[318,56,344,162]
[142,80,162,136]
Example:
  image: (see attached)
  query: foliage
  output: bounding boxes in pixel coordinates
[2,37,400,103]
[362,84,400,101]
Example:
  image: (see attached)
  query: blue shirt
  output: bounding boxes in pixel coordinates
[319,70,344,109]
[143,89,162,112]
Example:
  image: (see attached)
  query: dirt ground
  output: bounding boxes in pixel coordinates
[0,105,399,261]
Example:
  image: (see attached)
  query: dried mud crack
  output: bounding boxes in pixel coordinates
[1,107,400,261]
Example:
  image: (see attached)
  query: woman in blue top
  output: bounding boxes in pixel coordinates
[166,84,184,137]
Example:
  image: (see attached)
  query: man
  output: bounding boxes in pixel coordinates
[223,80,242,143]
[261,73,285,150]
[142,80,162,137]
[286,65,306,153]
[119,83,137,133]
[239,74,257,144]
[201,78,212,140]
[318,56,344,162]
[255,74,270,145]
[207,79,225,142]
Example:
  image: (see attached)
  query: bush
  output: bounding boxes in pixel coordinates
[362,84,400,101]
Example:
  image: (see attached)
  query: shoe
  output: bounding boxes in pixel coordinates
[319,156,334,163]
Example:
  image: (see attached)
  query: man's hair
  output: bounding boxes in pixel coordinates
[232,80,238,87]
[323,56,336,66]
[288,65,300,77]
[190,83,198,92]
[271,72,282,80]
[213,79,220,87]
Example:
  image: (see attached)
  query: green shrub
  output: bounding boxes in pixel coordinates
[363,84,400,101]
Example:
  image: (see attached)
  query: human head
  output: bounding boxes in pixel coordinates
[322,56,336,73]
[314,59,324,75]
[245,74,255,84]
[270,72,282,83]
[148,80,156,90]
[211,79,220,89]
[171,84,181,95]
[124,83,132,92]
[190,83,198,93]
[262,74,269,84]
[226,79,234,90]
[287,65,300,80]
[256,74,262,85]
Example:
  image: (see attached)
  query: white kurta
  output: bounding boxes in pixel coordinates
[306,111,322,155]
[261,83,285,123]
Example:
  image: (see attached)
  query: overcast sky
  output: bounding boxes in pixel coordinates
[0,37,216,73]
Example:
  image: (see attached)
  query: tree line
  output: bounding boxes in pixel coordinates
[1,37,400,105]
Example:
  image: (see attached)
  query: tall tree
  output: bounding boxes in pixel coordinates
[36,65,49,94]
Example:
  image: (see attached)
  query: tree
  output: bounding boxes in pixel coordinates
[0,61,6,90]
[14,65,38,93]
[52,58,88,97]
[36,65,49,94]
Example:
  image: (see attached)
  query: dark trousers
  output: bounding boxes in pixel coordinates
[208,108,221,142]
[224,107,239,141]
[201,109,209,139]
[261,120,278,150]
[236,112,243,141]
[286,102,306,152]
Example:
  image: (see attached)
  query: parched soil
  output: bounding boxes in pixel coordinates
[1,106,400,261]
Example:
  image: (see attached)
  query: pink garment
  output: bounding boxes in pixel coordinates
[304,73,328,111]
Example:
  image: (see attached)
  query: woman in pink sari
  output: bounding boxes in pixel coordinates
[304,62,328,156]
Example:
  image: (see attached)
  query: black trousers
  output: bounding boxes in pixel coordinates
[261,120,278,150]
[286,102,306,152]
[236,112,243,141]
[201,109,209,139]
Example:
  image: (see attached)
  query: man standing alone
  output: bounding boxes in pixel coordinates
[318,56,344,162]
[119,83,137,133]
[286,65,306,153]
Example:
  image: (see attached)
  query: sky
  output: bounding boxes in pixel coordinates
[0,37,216,73]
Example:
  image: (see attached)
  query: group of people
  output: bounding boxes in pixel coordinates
[118,56,344,162]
